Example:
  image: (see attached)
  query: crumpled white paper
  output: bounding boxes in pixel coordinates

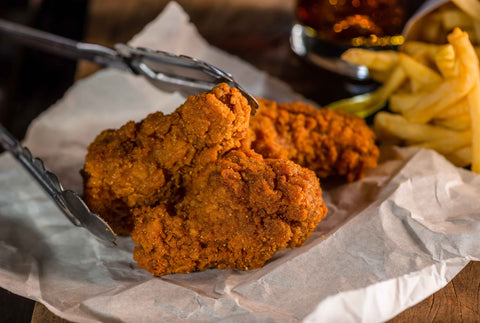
[1,2,480,322]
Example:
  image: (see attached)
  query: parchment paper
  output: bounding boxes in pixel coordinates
[1,2,480,322]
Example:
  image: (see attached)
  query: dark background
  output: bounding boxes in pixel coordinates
[0,0,88,321]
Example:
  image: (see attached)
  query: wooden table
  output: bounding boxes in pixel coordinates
[1,0,479,321]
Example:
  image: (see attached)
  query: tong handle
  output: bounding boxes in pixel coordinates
[0,125,63,205]
[0,18,127,70]
[117,45,259,112]
[0,18,259,112]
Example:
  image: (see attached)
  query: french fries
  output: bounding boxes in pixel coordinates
[330,0,480,173]
[403,29,478,124]
[374,112,470,144]
[334,27,480,173]
[433,114,471,131]
[468,82,480,172]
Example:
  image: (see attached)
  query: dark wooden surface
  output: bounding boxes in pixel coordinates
[0,0,479,322]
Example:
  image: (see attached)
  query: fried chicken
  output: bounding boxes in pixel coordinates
[132,149,326,275]
[82,84,251,235]
[82,84,328,277]
[248,99,379,181]
[83,84,327,275]
[83,82,381,276]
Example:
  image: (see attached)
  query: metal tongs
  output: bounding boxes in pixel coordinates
[0,18,259,244]
[0,124,117,244]
[0,19,258,110]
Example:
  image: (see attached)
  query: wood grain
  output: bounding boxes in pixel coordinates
[390,261,480,322]
[34,0,480,321]
[31,303,71,323]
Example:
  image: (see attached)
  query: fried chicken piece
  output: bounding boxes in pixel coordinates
[82,84,251,235]
[248,99,380,181]
[131,149,327,275]
[83,84,328,276]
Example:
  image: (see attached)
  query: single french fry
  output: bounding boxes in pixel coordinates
[408,78,422,94]
[445,146,472,167]
[435,97,470,118]
[341,49,398,71]
[434,44,457,78]
[400,52,442,92]
[414,130,472,155]
[376,66,408,99]
[374,112,467,142]
[411,51,436,68]
[369,70,390,83]
[402,41,442,59]
[433,114,471,130]
[467,82,480,173]
[389,92,424,113]
[404,29,478,124]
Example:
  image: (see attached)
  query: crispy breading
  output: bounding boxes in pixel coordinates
[132,150,326,275]
[248,99,379,181]
[82,84,251,235]
[82,83,381,276]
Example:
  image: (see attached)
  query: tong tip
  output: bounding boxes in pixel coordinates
[234,84,258,115]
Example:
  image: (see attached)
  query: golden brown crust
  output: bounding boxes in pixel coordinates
[80,84,387,276]
[83,84,251,235]
[132,150,326,275]
[83,84,328,275]
[248,99,380,181]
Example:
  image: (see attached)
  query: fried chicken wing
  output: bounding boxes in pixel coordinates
[132,149,327,275]
[83,84,251,235]
[248,99,380,181]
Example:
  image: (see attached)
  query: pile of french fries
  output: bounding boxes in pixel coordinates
[335,27,480,174]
